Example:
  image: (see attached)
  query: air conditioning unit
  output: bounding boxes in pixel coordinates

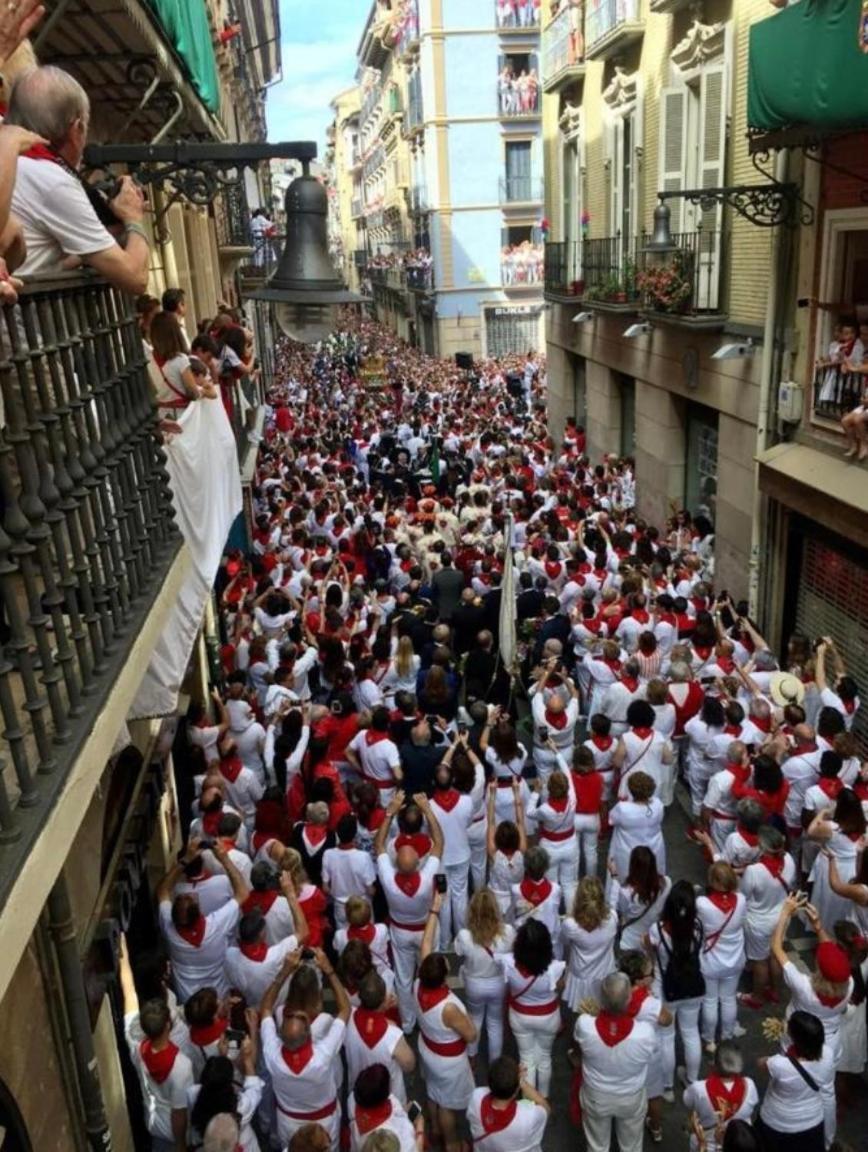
[778,380,803,424]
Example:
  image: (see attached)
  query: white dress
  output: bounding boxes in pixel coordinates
[560,911,618,1009]
[489,849,524,919]
[414,982,474,1109]
[608,798,666,883]
[616,876,673,952]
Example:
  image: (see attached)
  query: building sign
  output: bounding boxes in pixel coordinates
[488,305,543,317]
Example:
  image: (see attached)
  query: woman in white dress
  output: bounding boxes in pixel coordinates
[738,825,796,1009]
[498,920,565,1098]
[561,876,618,1011]
[486,780,527,920]
[480,718,533,828]
[613,846,672,953]
[607,771,666,884]
[696,861,747,1053]
[825,849,868,935]
[684,695,725,819]
[528,768,579,909]
[613,699,673,806]
[806,789,867,932]
[416,894,477,1152]
[455,889,515,1061]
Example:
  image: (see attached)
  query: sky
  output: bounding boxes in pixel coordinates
[266,0,363,156]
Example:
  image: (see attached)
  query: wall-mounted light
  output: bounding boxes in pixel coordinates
[572,311,593,324]
[623,321,652,338]
[710,338,756,361]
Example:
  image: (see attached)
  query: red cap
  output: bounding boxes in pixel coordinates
[226,560,240,577]
[816,941,851,983]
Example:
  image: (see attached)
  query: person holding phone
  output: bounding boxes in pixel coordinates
[467,1055,549,1151]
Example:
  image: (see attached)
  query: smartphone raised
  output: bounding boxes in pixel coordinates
[434,873,448,894]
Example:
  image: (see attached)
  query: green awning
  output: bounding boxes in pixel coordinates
[145,0,221,114]
[748,0,868,138]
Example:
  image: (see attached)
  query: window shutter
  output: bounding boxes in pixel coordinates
[696,62,727,310]
[632,77,644,235]
[659,86,687,235]
[606,114,621,238]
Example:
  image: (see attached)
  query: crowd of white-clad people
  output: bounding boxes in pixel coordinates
[120,315,868,1152]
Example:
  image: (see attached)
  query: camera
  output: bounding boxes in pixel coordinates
[301,947,316,962]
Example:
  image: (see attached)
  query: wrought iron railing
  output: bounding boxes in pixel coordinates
[637,229,725,318]
[811,365,864,423]
[215,184,252,249]
[240,232,284,281]
[585,0,640,50]
[543,5,584,83]
[499,176,544,204]
[497,79,541,116]
[580,234,642,303]
[0,274,181,893]
[544,239,582,295]
[406,264,434,291]
[496,0,541,29]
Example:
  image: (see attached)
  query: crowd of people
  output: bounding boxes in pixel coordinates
[114,308,868,1152]
[497,64,540,116]
[496,0,541,28]
[501,241,544,285]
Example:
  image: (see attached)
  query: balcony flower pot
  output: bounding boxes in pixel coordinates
[570,279,585,296]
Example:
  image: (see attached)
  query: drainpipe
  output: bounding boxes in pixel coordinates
[747,148,789,620]
[47,873,113,1152]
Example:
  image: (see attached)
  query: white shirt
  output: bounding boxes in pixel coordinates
[455,926,516,980]
[467,1088,548,1152]
[225,935,299,1009]
[173,873,233,917]
[575,1014,656,1098]
[261,1014,346,1141]
[158,898,240,1002]
[348,1094,416,1152]
[322,845,376,907]
[124,1013,194,1141]
[759,1045,834,1132]
[499,954,565,1013]
[349,730,402,787]
[683,1077,758,1152]
[696,893,747,977]
[13,156,116,276]
[378,853,441,929]
[740,856,796,923]
[345,1010,407,1103]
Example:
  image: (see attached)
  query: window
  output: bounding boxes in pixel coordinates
[485,307,541,357]
[497,52,540,116]
[659,25,730,310]
[812,209,868,422]
[685,403,718,524]
[505,140,533,201]
[603,70,642,264]
[617,373,635,457]
[501,225,544,285]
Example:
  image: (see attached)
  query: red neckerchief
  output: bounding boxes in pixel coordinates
[706,890,736,913]
[548,796,569,812]
[243,889,280,916]
[393,870,422,897]
[594,1012,634,1047]
[657,610,676,625]
[355,1099,393,1135]
[303,823,329,849]
[592,734,613,751]
[480,1094,517,1134]
[627,985,650,1017]
[140,1039,179,1084]
[520,877,552,906]
[544,560,562,580]
[726,763,751,784]
[717,656,735,674]
[632,609,650,624]
[632,726,653,739]
[220,756,243,784]
[176,916,206,947]
[394,832,432,857]
[724,724,742,737]
[353,1008,389,1049]
[417,984,450,1012]
[433,788,461,813]
[545,708,568,731]
[366,730,390,746]
[819,777,844,800]
[251,831,274,854]
[348,922,376,946]
[706,1075,747,1119]
[759,854,786,880]
[753,713,772,733]
[603,658,621,674]
[792,743,817,756]
[843,698,856,715]
[621,676,640,693]
[189,1018,227,1047]
[816,990,846,1007]
[738,826,759,847]
[202,809,223,837]
[694,645,713,661]
[239,940,268,962]
[281,1039,314,1074]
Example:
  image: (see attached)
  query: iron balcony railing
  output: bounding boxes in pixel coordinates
[574,234,642,304]
[585,0,640,51]
[497,79,540,117]
[496,0,541,29]
[637,228,726,318]
[0,274,181,895]
[544,239,582,296]
[543,5,585,84]
[215,184,252,249]
[499,176,544,204]
[811,365,864,423]
[406,264,434,291]
[240,232,284,281]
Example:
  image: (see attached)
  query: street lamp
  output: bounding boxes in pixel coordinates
[250,163,366,342]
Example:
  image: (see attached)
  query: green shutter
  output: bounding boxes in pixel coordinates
[146,0,221,115]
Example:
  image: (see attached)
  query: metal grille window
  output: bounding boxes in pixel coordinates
[485,309,540,358]
[686,403,718,524]
[795,536,868,753]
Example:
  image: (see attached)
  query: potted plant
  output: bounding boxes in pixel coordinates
[637,250,693,314]
[602,274,625,302]
[570,278,585,296]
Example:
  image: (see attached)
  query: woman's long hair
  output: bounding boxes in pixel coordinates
[190,1057,237,1136]
[626,846,663,908]
[395,634,415,678]
[659,879,700,960]
[467,888,504,948]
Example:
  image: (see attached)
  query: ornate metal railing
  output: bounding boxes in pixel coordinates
[239,232,284,281]
[811,365,864,423]
[496,0,540,29]
[0,274,180,887]
[544,239,582,296]
[585,0,640,51]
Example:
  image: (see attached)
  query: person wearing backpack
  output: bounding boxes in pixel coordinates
[646,880,705,1095]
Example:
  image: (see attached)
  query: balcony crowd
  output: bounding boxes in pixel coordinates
[502,241,544,285]
[114,260,868,1152]
[497,64,540,116]
[496,0,541,28]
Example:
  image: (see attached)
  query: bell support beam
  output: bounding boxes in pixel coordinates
[657,182,814,230]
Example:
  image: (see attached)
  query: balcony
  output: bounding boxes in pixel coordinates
[585,0,643,60]
[496,0,540,32]
[497,77,541,118]
[406,263,434,292]
[0,274,182,909]
[499,176,544,205]
[543,5,586,92]
[636,229,726,330]
[578,234,642,309]
[502,243,544,287]
[404,97,424,137]
[239,233,284,284]
[811,366,862,426]
[409,184,430,213]
[544,239,582,298]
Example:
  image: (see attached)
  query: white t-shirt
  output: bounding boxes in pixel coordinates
[467,1088,548,1152]
[124,1013,194,1141]
[12,156,116,276]
[153,353,191,407]
[759,1046,834,1132]
[322,845,376,907]
[574,1014,657,1098]
[158,898,240,1002]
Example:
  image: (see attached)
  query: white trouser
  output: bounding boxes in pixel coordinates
[574,813,600,880]
[542,837,579,910]
[468,820,487,895]
[464,975,506,1059]
[687,761,714,817]
[660,997,702,1086]
[332,899,348,931]
[701,970,743,1042]
[439,860,469,946]
[389,924,425,1033]
[508,1007,560,1097]
[580,1085,647,1152]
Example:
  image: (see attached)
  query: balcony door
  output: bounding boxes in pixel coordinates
[561,129,582,281]
[505,140,532,201]
[604,73,642,270]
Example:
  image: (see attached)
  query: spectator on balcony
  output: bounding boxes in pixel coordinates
[251,208,276,268]
[163,286,191,351]
[6,65,151,294]
[0,119,47,303]
[150,311,217,428]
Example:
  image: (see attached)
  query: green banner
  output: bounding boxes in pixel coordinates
[146,0,221,114]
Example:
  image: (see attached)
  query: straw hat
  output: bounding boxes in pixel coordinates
[768,671,806,708]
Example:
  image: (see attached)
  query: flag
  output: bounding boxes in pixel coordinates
[499,515,517,675]
[430,436,440,484]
